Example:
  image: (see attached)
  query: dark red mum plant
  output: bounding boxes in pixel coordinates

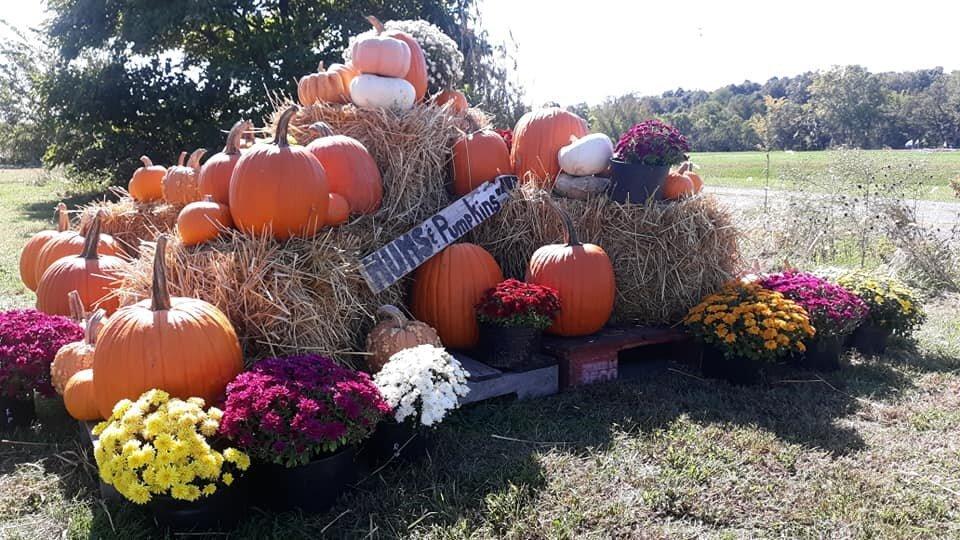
[0,309,82,399]
[614,119,690,167]
[476,278,560,330]
[220,354,390,467]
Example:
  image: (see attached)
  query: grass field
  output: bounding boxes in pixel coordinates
[1,167,960,538]
[692,149,960,201]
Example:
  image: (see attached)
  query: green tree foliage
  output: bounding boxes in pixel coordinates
[0,22,50,165]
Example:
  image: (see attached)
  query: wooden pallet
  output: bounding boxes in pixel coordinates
[454,353,559,404]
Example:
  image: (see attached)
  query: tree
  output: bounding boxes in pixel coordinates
[809,65,888,148]
[0,22,50,164]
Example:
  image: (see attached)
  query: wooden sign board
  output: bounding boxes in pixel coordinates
[360,175,516,293]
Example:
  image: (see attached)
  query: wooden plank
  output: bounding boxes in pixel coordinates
[454,352,502,382]
[542,325,686,355]
[461,364,558,405]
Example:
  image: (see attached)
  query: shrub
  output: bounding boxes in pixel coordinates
[613,119,690,167]
[0,309,82,399]
[837,271,925,336]
[476,279,560,330]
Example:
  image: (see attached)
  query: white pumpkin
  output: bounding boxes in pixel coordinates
[558,133,614,176]
[350,74,416,110]
[554,172,611,200]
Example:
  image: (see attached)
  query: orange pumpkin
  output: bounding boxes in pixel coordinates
[64,368,100,421]
[162,149,207,204]
[229,106,330,240]
[35,223,120,291]
[199,120,250,204]
[663,169,695,200]
[128,155,167,202]
[92,235,244,419]
[365,305,443,373]
[51,309,105,395]
[351,17,411,78]
[325,193,351,226]
[36,214,127,316]
[20,203,69,291]
[451,130,511,196]
[526,201,615,336]
[511,107,589,187]
[330,62,358,91]
[681,162,704,193]
[177,196,233,246]
[411,243,503,349]
[306,122,382,214]
[434,89,468,114]
[368,16,428,101]
[298,62,353,105]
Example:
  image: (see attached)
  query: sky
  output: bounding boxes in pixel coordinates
[4,0,960,105]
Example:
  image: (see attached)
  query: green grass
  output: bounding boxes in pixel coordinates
[691,150,960,201]
[1,168,960,538]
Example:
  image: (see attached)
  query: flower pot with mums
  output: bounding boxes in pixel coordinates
[0,309,82,430]
[371,345,470,465]
[474,279,560,371]
[837,271,925,356]
[759,272,868,371]
[92,390,252,532]
[220,355,390,514]
[684,281,816,385]
[610,120,690,203]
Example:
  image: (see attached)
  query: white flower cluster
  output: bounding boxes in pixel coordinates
[373,344,470,427]
[343,19,464,94]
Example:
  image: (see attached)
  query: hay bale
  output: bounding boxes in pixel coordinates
[79,187,182,256]
[470,185,742,324]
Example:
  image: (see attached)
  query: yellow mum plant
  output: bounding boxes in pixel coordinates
[684,281,816,362]
[837,271,925,336]
[93,389,251,505]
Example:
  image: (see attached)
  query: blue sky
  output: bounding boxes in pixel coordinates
[5,0,960,105]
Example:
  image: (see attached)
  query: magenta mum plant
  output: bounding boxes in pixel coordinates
[220,354,390,467]
[759,272,869,338]
[613,119,690,167]
[0,309,82,399]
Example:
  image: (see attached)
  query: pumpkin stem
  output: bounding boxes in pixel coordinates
[376,305,409,328]
[176,151,187,167]
[139,155,154,168]
[274,106,299,148]
[223,120,249,155]
[85,309,105,346]
[187,148,207,170]
[545,197,582,247]
[308,122,336,138]
[56,203,69,232]
[366,15,385,34]
[151,235,172,312]
[67,290,85,323]
[80,212,104,260]
[317,61,325,72]
[678,162,690,174]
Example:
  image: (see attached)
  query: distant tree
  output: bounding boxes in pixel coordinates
[809,65,888,148]
[0,22,50,164]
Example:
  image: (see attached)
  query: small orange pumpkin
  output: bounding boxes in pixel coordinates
[229,106,330,240]
[298,62,354,105]
[434,89,468,114]
[663,168,695,200]
[512,107,589,187]
[451,130,511,196]
[325,193,351,226]
[365,305,443,372]
[162,149,207,204]
[19,203,69,291]
[526,200,615,336]
[36,214,127,316]
[306,122,382,214]
[177,196,234,246]
[64,368,100,421]
[411,243,503,349]
[51,309,105,395]
[351,16,412,78]
[92,235,244,419]
[128,155,167,202]
[199,120,250,204]
[681,162,704,193]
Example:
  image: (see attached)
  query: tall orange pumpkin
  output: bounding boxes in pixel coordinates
[306,122,382,214]
[163,149,207,204]
[511,107,589,187]
[451,130,511,196]
[229,106,330,240]
[526,201,615,336]
[177,195,234,246]
[36,214,127,316]
[434,89,468,114]
[64,369,100,421]
[128,156,167,202]
[199,120,250,204]
[19,203,69,291]
[367,16,428,101]
[51,309,105,395]
[298,62,354,106]
[411,243,503,349]
[92,235,244,419]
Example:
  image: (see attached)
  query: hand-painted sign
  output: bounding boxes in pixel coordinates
[360,175,516,293]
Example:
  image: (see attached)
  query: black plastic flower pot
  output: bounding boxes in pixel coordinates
[699,344,761,385]
[477,322,543,371]
[366,420,430,466]
[0,396,35,431]
[148,475,250,532]
[849,324,891,356]
[798,335,844,371]
[609,159,669,203]
[250,446,358,514]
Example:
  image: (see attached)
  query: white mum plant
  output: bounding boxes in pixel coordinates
[373,344,470,427]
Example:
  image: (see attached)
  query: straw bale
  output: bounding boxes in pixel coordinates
[78,187,182,256]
